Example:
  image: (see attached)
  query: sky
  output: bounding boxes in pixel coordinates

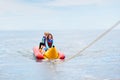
[0,0,120,30]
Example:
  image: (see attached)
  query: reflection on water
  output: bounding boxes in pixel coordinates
[0,30,120,80]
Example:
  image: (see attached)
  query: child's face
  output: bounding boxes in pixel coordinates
[48,35,52,39]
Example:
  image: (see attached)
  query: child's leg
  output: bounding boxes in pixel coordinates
[39,42,44,49]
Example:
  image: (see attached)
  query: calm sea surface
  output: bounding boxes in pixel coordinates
[0,30,120,80]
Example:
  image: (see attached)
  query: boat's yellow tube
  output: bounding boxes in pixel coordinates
[43,46,59,59]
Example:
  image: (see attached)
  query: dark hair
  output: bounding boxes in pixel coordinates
[47,33,53,39]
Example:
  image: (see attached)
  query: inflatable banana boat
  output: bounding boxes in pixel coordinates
[33,46,65,60]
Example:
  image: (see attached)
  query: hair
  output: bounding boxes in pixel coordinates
[44,32,49,36]
[47,33,53,39]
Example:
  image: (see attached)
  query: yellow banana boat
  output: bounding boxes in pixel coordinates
[33,46,65,60]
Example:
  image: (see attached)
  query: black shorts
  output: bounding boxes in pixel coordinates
[39,42,45,49]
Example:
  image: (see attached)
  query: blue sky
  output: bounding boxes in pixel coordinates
[0,0,120,30]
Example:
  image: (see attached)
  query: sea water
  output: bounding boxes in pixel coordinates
[0,30,120,80]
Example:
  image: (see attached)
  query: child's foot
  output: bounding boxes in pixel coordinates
[39,48,42,52]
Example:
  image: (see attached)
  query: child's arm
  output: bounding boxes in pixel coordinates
[45,40,49,49]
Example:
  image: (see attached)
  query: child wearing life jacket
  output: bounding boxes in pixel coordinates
[39,32,49,49]
[44,33,54,51]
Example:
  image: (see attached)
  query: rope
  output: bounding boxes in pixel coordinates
[54,21,120,64]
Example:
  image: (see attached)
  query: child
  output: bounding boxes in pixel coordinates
[39,32,49,49]
[44,33,54,51]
